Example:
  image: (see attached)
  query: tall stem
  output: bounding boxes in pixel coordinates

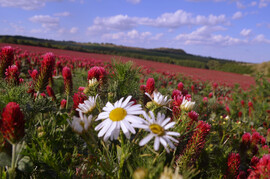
[9,144,17,179]
[66,95,69,110]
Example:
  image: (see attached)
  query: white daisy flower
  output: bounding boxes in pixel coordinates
[145,91,172,107]
[71,112,93,134]
[95,96,144,142]
[76,94,98,115]
[135,111,180,153]
[180,97,195,111]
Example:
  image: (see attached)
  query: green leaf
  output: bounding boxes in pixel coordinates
[17,156,34,172]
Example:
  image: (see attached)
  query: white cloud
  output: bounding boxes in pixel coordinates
[259,0,270,7]
[126,0,141,4]
[29,15,59,29]
[54,11,71,17]
[102,30,151,40]
[87,10,228,35]
[232,11,243,19]
[240,29,252,36]
[253,34,270,43]
[0,0,61,10]
[175,25,246,46]
[250,1,257,6]
[70,27,78,34]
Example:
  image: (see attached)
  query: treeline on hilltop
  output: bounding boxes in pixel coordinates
[0,35,254,75]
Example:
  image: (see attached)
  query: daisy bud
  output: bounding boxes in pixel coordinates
[0,46,14,78]
[0,102,25,144]
[62,66,73,96]
[177,82,184,91]
[60,99,67,109]
[5,65,20,85]
[146,78,155,95]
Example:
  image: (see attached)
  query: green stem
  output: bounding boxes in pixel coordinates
[0,167,3,179]
[118,133,125,179]
[66,95,69,110]
[9,144,17,179]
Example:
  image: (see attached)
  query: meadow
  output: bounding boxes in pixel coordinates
[0,45,269,178]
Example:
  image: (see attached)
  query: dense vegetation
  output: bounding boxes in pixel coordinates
[0,35,254,75]
[0,46,269,178]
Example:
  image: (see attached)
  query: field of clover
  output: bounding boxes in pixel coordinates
[0,46,270,179]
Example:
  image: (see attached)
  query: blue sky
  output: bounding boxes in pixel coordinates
[0,0,270,63]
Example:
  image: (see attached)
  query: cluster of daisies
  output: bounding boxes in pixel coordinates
[71,92,195,153]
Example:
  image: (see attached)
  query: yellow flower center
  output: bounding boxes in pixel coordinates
[109,108,127,121]
[149,124,165,136]
[80,121,85,127]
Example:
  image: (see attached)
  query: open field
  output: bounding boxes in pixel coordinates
[0,43,256,90]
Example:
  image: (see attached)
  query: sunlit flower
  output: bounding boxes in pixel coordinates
[71,112,93,134]
[76,95,98,115]
[95,96,144,141]
[180,97,195,111]
[136,111,180,153]
[88,78,98,87]
[145,91,172,107]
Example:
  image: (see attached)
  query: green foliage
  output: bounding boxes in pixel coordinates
[108,60,141,101]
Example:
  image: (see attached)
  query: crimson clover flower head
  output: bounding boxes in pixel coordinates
[0,102,25,144]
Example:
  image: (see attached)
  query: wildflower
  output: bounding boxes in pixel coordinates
[160,167,183,179]
[35,52,55,92]
[180,97,195,111]
[5,65,20,85]
[71,112,93,134]
[145,91,172,108]
[209,92,213,98]
[171,89,181,99]
[60,99,67,109]
[0,46,14,78]
[242,133,251,145]
[137,111,180,153]
[46,85,56,101]
[95,96,144,141]
[176,120,211,167]
[177,82,184,91]
[188,111,199,122]
[0,102,25,144]
[225,153,240,178]
[73,92,87,112]
[88,78,98,87]
[62,66,73,95]
[203,97,208,104]
[251,132,261,145]
[212,82,218,91]
[87,66,106,83]
[248,154,270,178]
[146,78,155,95]
[76,95,98,115]
[29,69,38,81]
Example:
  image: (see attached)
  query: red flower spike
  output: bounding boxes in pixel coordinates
[46,86,56,101]
[0,46,14,78]
[225,153,241,178]
[146,78,155,95]
[0,102,25,144]
[177,82,184,91]
[248,154,270,179]
[62,66,73,95]
[87,66,106,84]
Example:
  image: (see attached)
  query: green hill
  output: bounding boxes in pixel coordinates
[0,35,254,75]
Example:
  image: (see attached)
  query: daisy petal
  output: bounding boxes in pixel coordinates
[154,137,160,151]
[139,133,154,146]
[164,122,176,130]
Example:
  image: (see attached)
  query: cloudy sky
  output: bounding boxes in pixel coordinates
[0,0,270,63]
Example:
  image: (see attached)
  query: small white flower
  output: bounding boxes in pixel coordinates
[145,91,172,107]
[135,111,180,153]
[71,112,93,134]
[180,97,195,111]
[88,78,98,87]
[76,94,98,115]
[95,96,144,141]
